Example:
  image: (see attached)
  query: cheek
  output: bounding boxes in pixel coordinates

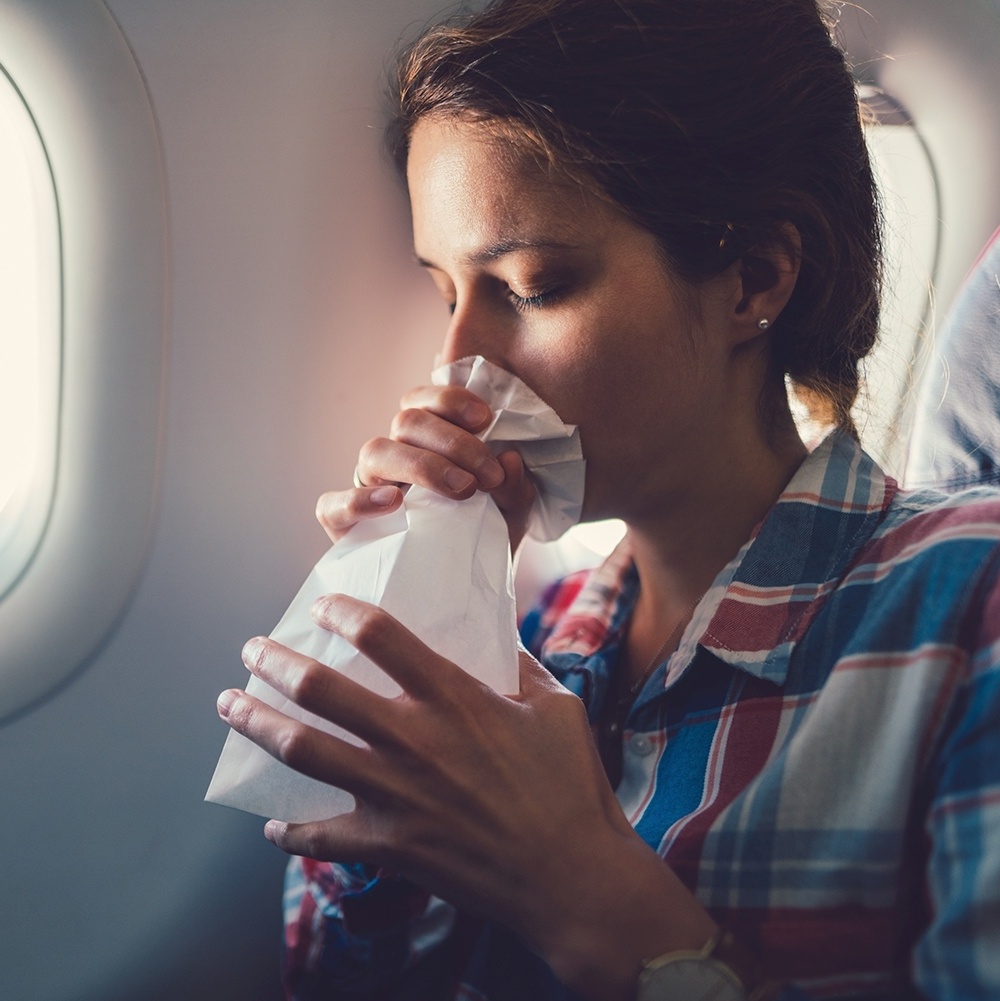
[510,293,690,432]
[511,323,607,425]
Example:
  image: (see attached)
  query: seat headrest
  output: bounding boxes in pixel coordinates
[906,227,1000,490]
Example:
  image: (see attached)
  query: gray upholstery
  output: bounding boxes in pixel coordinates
[906,228,1000,489]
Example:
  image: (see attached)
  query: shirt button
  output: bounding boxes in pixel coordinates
[630,733,653,757]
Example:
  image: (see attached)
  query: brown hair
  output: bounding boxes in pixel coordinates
[388,0,883,433]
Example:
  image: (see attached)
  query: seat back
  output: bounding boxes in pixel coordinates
[906,227,1000,490]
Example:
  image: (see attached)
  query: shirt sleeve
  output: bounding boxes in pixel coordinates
[914,553,1000,998]
[282,856,458,1000]
[519,573,589,656]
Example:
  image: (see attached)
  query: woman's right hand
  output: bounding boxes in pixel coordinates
[316,384,536,551]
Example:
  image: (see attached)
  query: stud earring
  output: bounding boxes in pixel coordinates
[757,318,771,331]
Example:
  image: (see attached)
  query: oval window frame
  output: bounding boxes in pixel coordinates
[0,64,61,602]
[0,0,167,721]
[856,88,942,477]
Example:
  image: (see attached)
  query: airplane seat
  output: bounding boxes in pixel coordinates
[905,225,1000,490]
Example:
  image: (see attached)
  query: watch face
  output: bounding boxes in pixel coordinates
[637,957,747,1001]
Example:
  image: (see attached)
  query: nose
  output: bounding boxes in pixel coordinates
[438,300,508,368]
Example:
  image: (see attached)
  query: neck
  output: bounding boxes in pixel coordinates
[622,419,806,669]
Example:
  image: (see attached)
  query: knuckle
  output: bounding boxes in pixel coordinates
[315,490,350,526]
[428,678,467,716]
[377,819,419,869]
[287,662,326,709]
[438,421,467,453]
[357,436,387,467]
[389,408,423,440]
[397,387,422,410]
[376,836,405,870]
[296,825,330,861]
[315,492,358,542]
[275,726,312,770]
[351,608,392,650]
[314,492,333,525]
[343,490,372,521]
[439,385,475,415]
[556,688,589,723]
[227,695,255,731]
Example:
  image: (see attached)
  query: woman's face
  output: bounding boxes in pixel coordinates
[407,116,753,522]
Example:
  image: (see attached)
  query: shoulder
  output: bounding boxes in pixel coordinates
[519,568,594,653]
[846,482,1000,665]
[867,482,1000,566]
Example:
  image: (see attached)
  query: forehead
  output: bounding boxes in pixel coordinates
[406,116,611,263]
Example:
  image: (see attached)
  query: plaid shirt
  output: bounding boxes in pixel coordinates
[283,432,1000,1000]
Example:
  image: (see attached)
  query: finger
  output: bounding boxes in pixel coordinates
[399,384,493,432]
[315,485,402,543]
[390,409,504,490]
[216,688,376,792]
[240,637,399,746]
[263,810,388,865]
[357,436,497,499]
[311,594,473,702]
[489,450,536,532]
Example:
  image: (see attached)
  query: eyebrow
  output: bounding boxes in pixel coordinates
[415,238,582,270]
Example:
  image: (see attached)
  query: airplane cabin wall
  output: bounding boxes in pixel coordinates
[0,2,449,999]
[1,1,999,1000]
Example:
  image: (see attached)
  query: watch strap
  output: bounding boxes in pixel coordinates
[708,928,785,1001]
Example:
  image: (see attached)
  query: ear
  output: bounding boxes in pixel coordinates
[730,223,801,345]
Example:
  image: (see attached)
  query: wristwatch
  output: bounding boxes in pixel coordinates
[636,928,783,1001]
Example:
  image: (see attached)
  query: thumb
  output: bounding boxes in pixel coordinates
[516,647,563,697]
[491,449,535,515]
[491,450,535,551]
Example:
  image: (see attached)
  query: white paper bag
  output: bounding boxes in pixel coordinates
[205,357,585,822]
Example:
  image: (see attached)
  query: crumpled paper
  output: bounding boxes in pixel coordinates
[205,356,585,822]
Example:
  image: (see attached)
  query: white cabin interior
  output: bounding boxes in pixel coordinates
[1,1,999,998]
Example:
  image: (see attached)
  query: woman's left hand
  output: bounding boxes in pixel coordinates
[217,594,716,1001]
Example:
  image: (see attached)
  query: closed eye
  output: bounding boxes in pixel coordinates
[506,287,561,311]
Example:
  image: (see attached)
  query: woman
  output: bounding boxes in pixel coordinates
[216,1,1000,998]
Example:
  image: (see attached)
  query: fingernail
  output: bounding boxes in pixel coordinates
[444,467,476,492]
[311,594,344,625]
[242,636,267,668]
[369,485,397,506]
[477,455,504,489]
[462,400,490,426]
[217,689,240,718]
[264,819,283,843]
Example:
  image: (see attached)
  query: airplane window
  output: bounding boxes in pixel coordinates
[0,1,166,721]
[0,66,59,601]
[569,518,627,555]
[854,87,940,477]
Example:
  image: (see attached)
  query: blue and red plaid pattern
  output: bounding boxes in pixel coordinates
[283,432,1000,1000]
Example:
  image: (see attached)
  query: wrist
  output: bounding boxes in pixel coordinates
[533,826,717,1001]
[638,928,786,1001]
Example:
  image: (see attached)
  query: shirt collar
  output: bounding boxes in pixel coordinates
[699,431,895,683]
[540,432,896,692]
